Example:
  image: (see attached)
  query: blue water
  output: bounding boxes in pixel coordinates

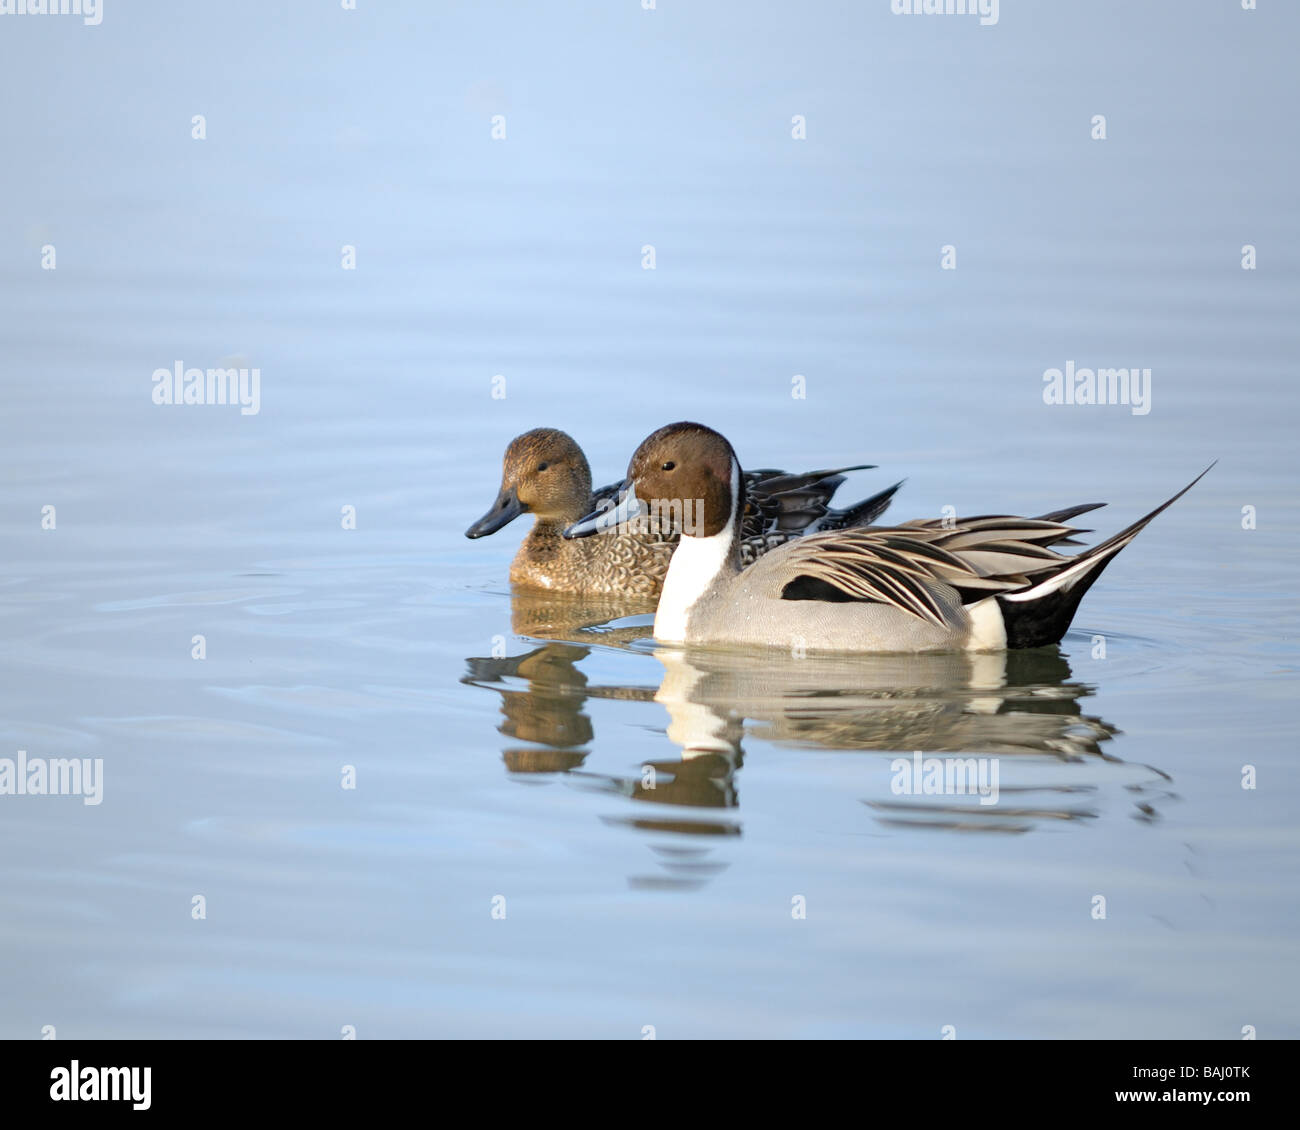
[1,0,1297,1038]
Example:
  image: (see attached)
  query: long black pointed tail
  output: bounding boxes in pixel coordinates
[823,479,906,530]
[997,463,1216,648]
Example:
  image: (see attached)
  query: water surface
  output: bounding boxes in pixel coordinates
[2,1,1298,1038]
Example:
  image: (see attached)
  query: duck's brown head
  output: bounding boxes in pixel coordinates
[563,422,740,540]
[466,428,593,538]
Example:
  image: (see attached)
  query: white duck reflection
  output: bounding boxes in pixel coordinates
[649,645,1169,834]
[464,591,1173,838]
[653,645,1117,760]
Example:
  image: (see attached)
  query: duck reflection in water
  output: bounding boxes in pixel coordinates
[653,646,1175,834]
[464,644,739,809]
[463,591,1172,838]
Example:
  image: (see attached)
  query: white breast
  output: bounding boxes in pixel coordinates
[653,462,739,643]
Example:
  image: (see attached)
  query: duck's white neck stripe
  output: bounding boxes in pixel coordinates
[653,460,739,643]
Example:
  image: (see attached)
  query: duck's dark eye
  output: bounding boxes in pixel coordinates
[661,461,675,471]
[537,462,549,472]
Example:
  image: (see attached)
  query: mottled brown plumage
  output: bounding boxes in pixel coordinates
[466,427,896,596]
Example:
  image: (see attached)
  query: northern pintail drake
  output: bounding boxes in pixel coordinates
[466,427,900,597]
[563,422,1213,652]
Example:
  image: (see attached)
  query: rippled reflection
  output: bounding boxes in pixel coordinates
[464,593,1172,848]
[504,588,657,646]
[463,643,597,772]
[657,646,1118,758]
